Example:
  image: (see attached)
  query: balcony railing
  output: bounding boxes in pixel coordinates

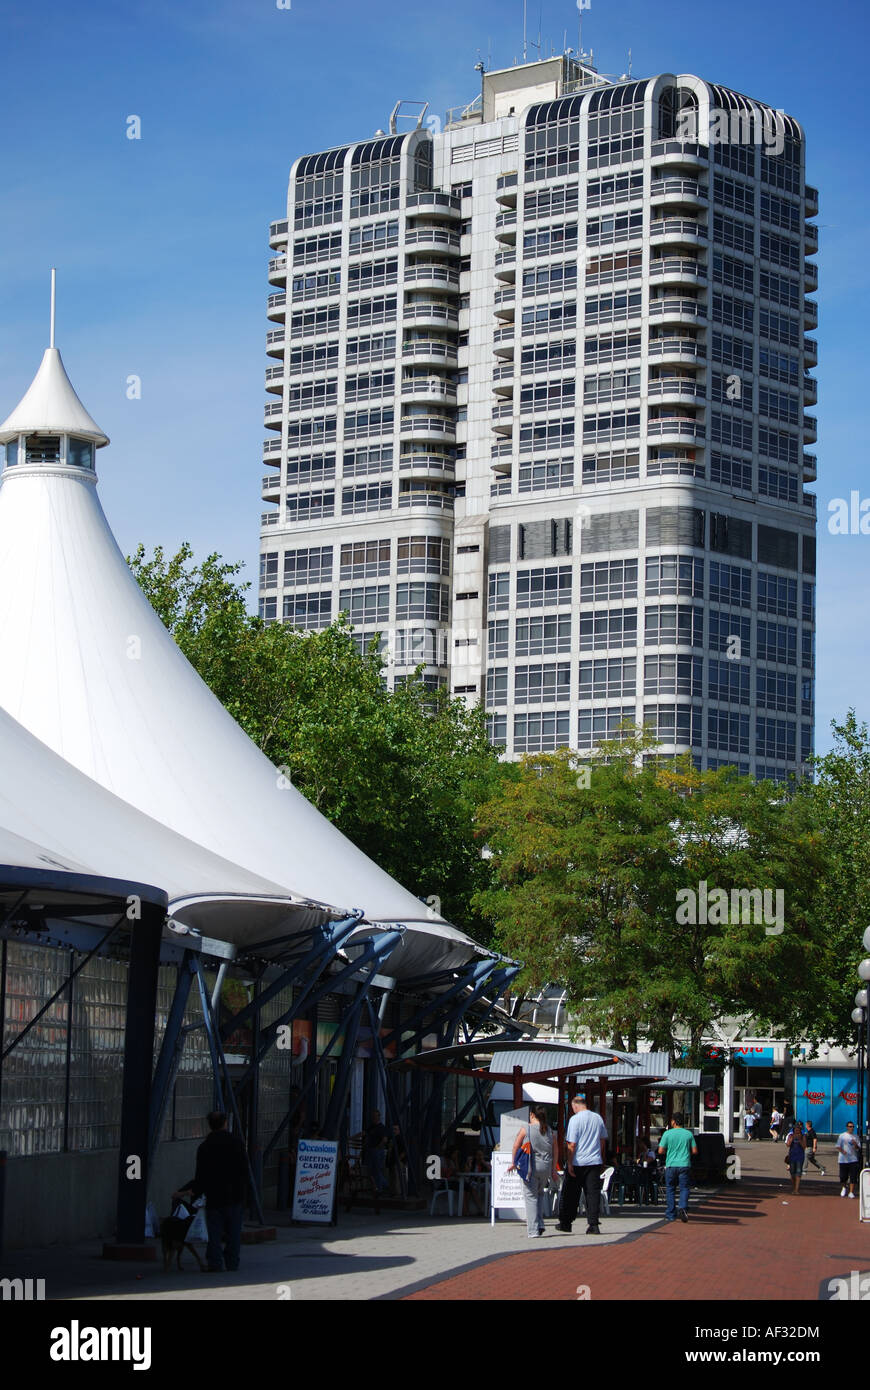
[403,265,460,287]
[804,223,819,251]
[404,228,461,251]
[648,257,706,279]
[650,178,706,200]
[401,339,459,362]
[403,303,460,323]
[495,211,517,230]
[405,191,462,213]
[400,415,457,435]
[649,217,705,240]
[261,512,280,526]
[648,297,705,319]
[647,338,704,360]
[401,380,457,400]
[647,378,704,398]
[651,140,708,161]
[647,419,706,440]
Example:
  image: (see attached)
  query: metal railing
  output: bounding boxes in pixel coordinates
[404,228,461,251]
[403,304,459,323]
[649,257,706,279]
[647,379,704,398]
[647,419,706,439]
[648,297,705,318]
[650,178,706,200]
[401,340,458,361]
[406,191,462,212]
[650,217,705,239]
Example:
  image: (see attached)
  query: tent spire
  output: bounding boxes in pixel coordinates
[50,268,56,349]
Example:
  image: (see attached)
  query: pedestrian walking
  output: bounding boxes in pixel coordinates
[555,1094,608,1235]
[769,1106,783,1142]
[804,1121,826,1175]
[361,1110,389,1193]
[177,1110,248,1273]
[509,1105,559,1237]
[784,1120,806,1194]
[837,1120,861,1198]
[658,1113,698,1223]
[743,1104,756,1142]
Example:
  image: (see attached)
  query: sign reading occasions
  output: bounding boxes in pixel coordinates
[291,1138,339,1224]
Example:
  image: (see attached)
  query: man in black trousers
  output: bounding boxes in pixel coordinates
[178,1111,248,1273]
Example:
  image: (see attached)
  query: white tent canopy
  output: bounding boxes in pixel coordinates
[0,339,487,980]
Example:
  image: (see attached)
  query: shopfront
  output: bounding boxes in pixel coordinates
[793,1065,859,1136]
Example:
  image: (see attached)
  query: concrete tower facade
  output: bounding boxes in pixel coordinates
[260,55,817,780]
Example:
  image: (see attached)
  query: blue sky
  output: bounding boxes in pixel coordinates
[0,0,867,754]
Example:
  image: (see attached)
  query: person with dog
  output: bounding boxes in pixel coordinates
[176,1110,248,1273]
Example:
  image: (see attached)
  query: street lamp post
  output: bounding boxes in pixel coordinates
[858,954,870,1168]
[852,1005,866,1165]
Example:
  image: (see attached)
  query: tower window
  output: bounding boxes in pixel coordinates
[4,440,19,467]
[25,434,60,464]
[68,437,94,469]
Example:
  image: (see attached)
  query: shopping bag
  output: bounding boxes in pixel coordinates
[188,1199,208,1242]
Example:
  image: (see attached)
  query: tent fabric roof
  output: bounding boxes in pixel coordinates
[0,465,446,929]
[0,345,491,981]
[0,348,109,446]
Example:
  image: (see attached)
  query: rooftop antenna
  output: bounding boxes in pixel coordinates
[49,267,56,349]
[523,0,527,61]
[628,48,633,77]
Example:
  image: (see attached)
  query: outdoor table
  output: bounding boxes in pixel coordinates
[457,1170,491,1215]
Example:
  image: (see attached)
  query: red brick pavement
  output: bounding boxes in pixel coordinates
[406,1151,869,1301]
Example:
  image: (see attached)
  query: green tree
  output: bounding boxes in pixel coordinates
[784,711,870,1050]
[473,732,823,1055]
[128,543,506,937]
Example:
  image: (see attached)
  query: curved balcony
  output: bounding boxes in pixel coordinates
[492,364,515,395]
[265,366,284,394]
[397,483,455,512]
[401,376,457,404]
[400,413,457,442]
[650,140,708,167]
[804,222,819,254]
[648,296,706,326]
[262,437,281,458]
[263,402,283,431]
[804,336,818,367]
[647,417,706,445]
[805,185,819,217]
[804,298,818,330]
[266,329,285,356]
[494,250,516,280]
[646,377,705,406]
[268,255,288,285]
[804,261,818,292]
[491,403,513,435]
[803,414,817,444]
[650,177,706,207]
[803,375,817,406]
[262,473,281,500]
[399,451,456,481]
[803,452,817,482]
[493,326,515,353]
[401,338,459,367]
[647,336,706,366]
[494,211,517,243]
[403,302,460,330]
[403,264,461,291]
[496,173,518,207]
[405,191,462,219]
[493,289,515,319]
[269,219,289,249]
[266,292,286,322]
[648,256,706,288]
[649,217,706,248]
[404,226,461,255]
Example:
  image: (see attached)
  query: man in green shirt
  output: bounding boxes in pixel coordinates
[658,1113,698,1224]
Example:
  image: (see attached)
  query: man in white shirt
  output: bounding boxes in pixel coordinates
[555,1094,608,1236]
[837,1121,861,1198]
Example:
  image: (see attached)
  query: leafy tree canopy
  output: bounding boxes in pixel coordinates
[128,543,509,939]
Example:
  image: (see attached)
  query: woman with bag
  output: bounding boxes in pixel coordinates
[509,1105,560,1238]
[784,1120,807,1194]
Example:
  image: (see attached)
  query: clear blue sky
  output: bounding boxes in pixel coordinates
[0,0,867,754]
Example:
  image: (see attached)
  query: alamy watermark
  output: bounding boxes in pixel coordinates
[675,880,784,935]
[676,106,786,157]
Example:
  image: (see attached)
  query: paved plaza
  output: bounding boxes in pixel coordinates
[3,1139,866,1303]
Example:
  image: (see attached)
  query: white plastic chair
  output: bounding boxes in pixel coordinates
[599,1165,615,1216]
[579,1165,615,1217]
[429,1178,456,1216]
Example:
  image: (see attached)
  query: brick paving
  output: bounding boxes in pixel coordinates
[406,1140,869,1301]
